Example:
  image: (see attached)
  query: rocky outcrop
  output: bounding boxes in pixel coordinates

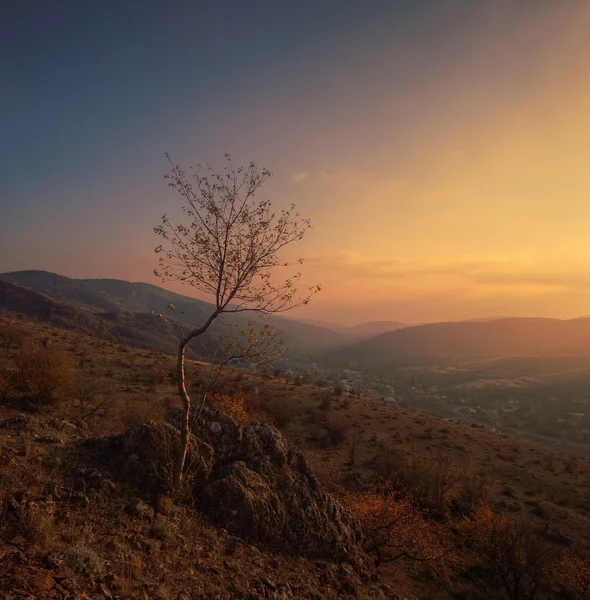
[123,420,214,498]
[76,408,368,569]
[184,407,367,567]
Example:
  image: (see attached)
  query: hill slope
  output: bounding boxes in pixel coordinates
[328,317,590,370]
[0,270,345,357]
[337,320,408,340]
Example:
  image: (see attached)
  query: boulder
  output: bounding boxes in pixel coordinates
[188,407,367,567]
[123,421,214,497]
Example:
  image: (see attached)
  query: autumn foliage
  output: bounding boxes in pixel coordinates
[344,488,446,568]
[209,391,251,425]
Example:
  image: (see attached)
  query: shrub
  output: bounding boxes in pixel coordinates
[67,544,105,577]
[150,517,175,541]
[372,444,458,516]
[74,374,113,420]
[452,466,490,516]
[209,392,250,425]
[462,505,563,600]
[324,418,350,446]
[345,488,446,568]
[0,321,23,353]
[14,344,76,406]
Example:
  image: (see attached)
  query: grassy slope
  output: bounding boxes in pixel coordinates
[1,315,590,598]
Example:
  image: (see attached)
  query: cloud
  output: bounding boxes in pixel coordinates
[301,251,590,298]
[291,172,308,183]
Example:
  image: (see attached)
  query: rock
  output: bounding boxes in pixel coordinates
[155,494,174,516]
[191,408,368,569]
[203,461,286,544]
[122,421,214,498]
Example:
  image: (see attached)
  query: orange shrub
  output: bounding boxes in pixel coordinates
[209,392,250,425]
[344,488,445,568]
[15,344,76,405]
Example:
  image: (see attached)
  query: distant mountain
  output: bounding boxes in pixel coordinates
[0,270,344,357]
[337,320,408,340]
[327,317,590,371]
[284,316,348,330]
[0,278,201,356]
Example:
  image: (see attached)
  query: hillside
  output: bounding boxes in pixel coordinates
[1,314,590,599]
[337,320,408,341]
[328,317,590,370]
[0,270,345,358]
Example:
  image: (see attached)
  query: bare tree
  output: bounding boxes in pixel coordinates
[154,154,319,491]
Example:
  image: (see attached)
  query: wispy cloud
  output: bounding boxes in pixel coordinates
[291,172,308,183]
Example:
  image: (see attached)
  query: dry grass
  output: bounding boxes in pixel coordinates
[2,314,590,599]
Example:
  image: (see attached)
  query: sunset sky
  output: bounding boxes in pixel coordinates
[2,1,590,324]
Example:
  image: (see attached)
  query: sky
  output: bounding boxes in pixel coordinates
[2,0,590,325]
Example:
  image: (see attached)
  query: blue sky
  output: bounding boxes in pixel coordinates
[3,1,590,323]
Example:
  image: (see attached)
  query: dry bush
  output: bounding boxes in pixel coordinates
[74,374,113,420]
[344,487,448,568]
[0,321,23,353]
[14,344,76,406]
[324,418,350,446]
[462,505,563,600]
[452,466,491,516]
[67,544,105,577]
[373,444,458,516]
[209,391,250,425]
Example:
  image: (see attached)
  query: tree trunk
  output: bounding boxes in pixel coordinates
[171,310,219,492]
[173,341,191,491]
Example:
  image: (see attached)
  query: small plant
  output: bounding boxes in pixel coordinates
[75,374,112,420]
[210,392,250,425]
[67,544,105,577]
[150,517,175,542]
